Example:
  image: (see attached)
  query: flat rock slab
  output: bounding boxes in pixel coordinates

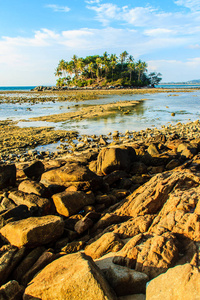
[0,215,64,247]
[41,162,102,191]
[146,263,200,300]
[23,252,117,300]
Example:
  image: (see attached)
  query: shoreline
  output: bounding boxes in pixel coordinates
[0,87,199,163]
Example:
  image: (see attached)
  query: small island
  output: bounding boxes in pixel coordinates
[55,51,162,88]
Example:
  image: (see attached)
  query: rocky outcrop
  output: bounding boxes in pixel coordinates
[0,126,200,299]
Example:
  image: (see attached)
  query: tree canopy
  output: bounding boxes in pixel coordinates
[55,51,162,88]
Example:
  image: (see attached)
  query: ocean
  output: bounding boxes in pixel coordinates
[0,86,36,91]
[1,84,200,91]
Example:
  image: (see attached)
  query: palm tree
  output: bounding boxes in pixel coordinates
[136,60,148,82]
[96,57,103,82]
[110,54,118,81]
[120,51,128,69]
[128,62,136,82]
[71,55,78,79]
[88,62,95,79]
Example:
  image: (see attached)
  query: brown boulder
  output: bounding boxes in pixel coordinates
[97,147,136,175]
[146,263,200,300]
[18,179,48,197]
[52,190,95,217]
[23,252,117,300]
[23,160,44,179]
[41,162,102,191]
[9,191,51,215]
[0,215,64,247]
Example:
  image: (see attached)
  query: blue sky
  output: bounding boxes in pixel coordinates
[0,0,200,85]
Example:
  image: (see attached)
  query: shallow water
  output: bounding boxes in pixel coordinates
[1,91,200,136]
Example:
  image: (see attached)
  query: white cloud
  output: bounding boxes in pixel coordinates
[46,4,70,12]
[148,58,200,82]
[85,0,100,4]
[174,0,200,11]
[87,3,121,26]
[144,28,176,37]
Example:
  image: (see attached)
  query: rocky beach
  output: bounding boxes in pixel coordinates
[0,88,199,299]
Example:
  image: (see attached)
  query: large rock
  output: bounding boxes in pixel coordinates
[0,215,64,247]
[114,167,200,220]
[52,190,95,217]
[146,263,200,300]
[85,232,124,260]
[9,191,51,215]
[23,252,117,300]
[113,233,179,279]
[97,147,136,175]
[23,160,44,179]
[0,164,16,189]
[41,162,102,191]
[18,179,48,197]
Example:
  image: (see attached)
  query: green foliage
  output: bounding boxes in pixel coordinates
[55,51,162,88]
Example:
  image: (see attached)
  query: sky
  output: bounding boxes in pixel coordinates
[0,0,200,86]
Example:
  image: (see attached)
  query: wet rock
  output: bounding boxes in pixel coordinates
[146,263,200,300]
[0,164,16,189]
[52,190,95,217]
[97,147,136,175]
[23,252,117,300]
[0,215,64,247]
[85,232,124,259]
